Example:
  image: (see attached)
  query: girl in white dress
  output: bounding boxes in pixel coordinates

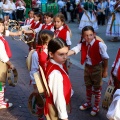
[79,0,98,31]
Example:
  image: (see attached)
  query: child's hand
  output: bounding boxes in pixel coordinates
[10,64,15,70]
[102,71,108,78]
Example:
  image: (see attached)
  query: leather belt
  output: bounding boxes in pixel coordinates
[85,62,102,68]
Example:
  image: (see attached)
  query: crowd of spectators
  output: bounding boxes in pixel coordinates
[0,0,116,26]
[57,0,114,25]
[0,0,26,21]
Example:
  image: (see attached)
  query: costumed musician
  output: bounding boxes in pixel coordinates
[29,30,54,120]
[53,13,72,50]
[68,26,109,116]
[23,12,43,50]
[44,38,73,120]
[53,13,72,73]
[108,48,120,93]
[0,18,22,109]
[41,12,54,31]
[24,10,34,26]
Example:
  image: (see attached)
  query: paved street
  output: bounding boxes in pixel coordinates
[0,22,119,120]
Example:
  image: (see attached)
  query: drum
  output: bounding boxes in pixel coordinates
[10,25,35,44]
[28,92,44,117]
[102,85,115,109]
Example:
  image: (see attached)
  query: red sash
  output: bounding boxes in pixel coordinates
[0,36,12,58]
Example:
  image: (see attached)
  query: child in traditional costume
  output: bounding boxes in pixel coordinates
[79,0,98,31]
[53,13,72,49]
[68,26,109,116]
[0,18,22,109]
[106,48,120,120]
[29,30,54,120]
[41,12,54,31]
[23,12,43,50]
[24,10,34,26]
[106,89,120,120]
[108,48,120,92]
[44,38,72,120]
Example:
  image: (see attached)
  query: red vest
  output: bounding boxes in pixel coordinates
[36,45,48,72]
[31,21,42,29]
[24,18,34,25]
[112,48,120,81]
[81,40,102,65]
[55,28,67,41]
[41,23,54,30]
[0,36,12,58]
[44,61,72,114]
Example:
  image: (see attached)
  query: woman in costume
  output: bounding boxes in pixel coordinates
[106,0,120,41]
[79,0,98,31]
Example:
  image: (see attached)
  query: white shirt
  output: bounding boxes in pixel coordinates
[106,89,120,120]
[2,4,10,13]
[9,2,16,13]
[0,34,9,63]
[48,59,69,119]
[17,5,25,10]
[71,39,109,65]
[0,2,3,8]
[24,18,34,26]
[55,26,72,46]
